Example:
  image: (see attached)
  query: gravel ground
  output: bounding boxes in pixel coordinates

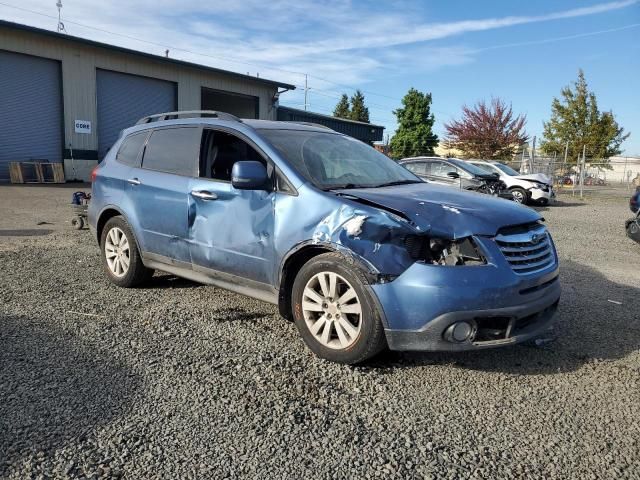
[1,185,639,479]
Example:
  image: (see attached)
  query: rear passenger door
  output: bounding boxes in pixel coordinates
[127,126,201,264]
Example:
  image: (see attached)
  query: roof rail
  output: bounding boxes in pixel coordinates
[136,110,241,125]
[285,121,333,131]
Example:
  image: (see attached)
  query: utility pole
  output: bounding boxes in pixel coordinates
[56,1,65,33]
[304,74,309,111]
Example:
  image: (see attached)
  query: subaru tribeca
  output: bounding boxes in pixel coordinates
[88,111,561,364]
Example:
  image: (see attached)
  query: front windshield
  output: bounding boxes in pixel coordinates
[257,129,421,190]
[469,162,495,174]
[494,162,521,176]
[448,158,496,177]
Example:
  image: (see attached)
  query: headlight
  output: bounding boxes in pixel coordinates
[404,235,486,266]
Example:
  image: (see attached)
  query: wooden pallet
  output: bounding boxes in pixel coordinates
[9,162,65,184]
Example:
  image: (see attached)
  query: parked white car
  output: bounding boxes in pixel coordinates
[466,160,555,205]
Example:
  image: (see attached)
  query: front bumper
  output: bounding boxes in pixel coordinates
[384,291,559,352]
[529,186,554,202]
[370,236,560,352]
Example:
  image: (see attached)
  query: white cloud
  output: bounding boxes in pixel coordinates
[0,0,637,125]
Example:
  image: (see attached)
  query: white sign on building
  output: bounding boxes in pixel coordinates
[74,120,91,134]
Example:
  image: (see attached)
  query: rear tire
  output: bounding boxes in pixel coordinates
[100,216,153,287]
[291,252,387,364]
[510,187,528,204]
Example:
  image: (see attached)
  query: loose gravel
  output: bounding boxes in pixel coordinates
[1,186,639,479]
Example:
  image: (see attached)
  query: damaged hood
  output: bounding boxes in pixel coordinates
[336,182,542,238]
[515,173,551,185]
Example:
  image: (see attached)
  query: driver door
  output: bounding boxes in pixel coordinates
[187,128,276,286]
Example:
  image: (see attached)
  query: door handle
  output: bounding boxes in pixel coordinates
[191,190,218,201]
[127,178,141,186]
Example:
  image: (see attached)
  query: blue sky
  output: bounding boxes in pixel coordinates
[2,0,639,154]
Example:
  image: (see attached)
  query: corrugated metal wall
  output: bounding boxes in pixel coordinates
[0,50,63,180]
[97,69,176,159]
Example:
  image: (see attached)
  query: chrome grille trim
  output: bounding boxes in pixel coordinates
[496,225,554,274]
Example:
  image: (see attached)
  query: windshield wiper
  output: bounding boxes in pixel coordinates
[323,183,362,191]
[367,179,423,188]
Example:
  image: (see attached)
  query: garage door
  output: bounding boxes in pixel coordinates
[0,50,62,182]
[97,69,176,159]
[201,87,259,119]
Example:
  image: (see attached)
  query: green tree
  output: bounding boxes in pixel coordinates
[333,94,351,119]
[349,90,370,123]
[390,88,438,158]
[541,70,629,164]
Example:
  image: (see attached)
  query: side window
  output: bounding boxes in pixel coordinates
[200,129,266,182]
[433,161,457,177]
[405,162,427,175]
[115,132,147,166]
[142,127,200,176]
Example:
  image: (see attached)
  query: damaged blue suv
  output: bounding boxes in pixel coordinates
[89,111,560,364]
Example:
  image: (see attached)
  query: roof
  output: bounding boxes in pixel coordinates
[0,19,296,91]
[123,116,339,137]
[278,106,384,129]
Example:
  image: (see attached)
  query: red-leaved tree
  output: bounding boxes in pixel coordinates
[444,98,528,159]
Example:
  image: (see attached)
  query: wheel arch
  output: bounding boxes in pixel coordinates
[277,242,379,320]
[96,206,126,244]
[96,207,145,262]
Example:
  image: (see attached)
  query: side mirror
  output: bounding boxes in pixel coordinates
[231,161,268,190]
[447,171,460,179]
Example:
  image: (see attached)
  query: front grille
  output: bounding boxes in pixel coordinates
[495,224,554,274]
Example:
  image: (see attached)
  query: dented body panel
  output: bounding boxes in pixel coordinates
[89,117,560,352]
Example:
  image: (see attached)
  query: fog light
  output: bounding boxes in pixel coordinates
[444,321,475,343]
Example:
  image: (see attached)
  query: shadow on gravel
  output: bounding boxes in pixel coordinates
[145,273,200,289]
[532,201,585,213]
[371,260,639,375]
[0,315,139,474]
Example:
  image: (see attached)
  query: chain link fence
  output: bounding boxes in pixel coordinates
[501,153,640,199]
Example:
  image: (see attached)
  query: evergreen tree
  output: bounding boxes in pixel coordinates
[541,70,629,163]
[349,90,370,123]
[390,88,438,158]
[333,94,351,119]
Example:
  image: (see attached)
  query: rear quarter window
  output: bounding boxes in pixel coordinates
[115,132,148,166]
[142,127,201,176]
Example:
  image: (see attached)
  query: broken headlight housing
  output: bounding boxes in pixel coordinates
[404,235,486,266]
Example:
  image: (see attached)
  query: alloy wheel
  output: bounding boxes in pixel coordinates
[302,271,362,350]
[104,226,130,278]
[512,190,525,203]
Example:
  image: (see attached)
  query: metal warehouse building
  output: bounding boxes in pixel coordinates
[277,106,384,145]
[0,20,294,182]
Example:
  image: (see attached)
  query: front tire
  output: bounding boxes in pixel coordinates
[291,253,386,364]
[100,216,153,287]
[510,187,528,204]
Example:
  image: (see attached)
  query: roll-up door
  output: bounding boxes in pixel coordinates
[0,50,62,181]
[96,69,176,159]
